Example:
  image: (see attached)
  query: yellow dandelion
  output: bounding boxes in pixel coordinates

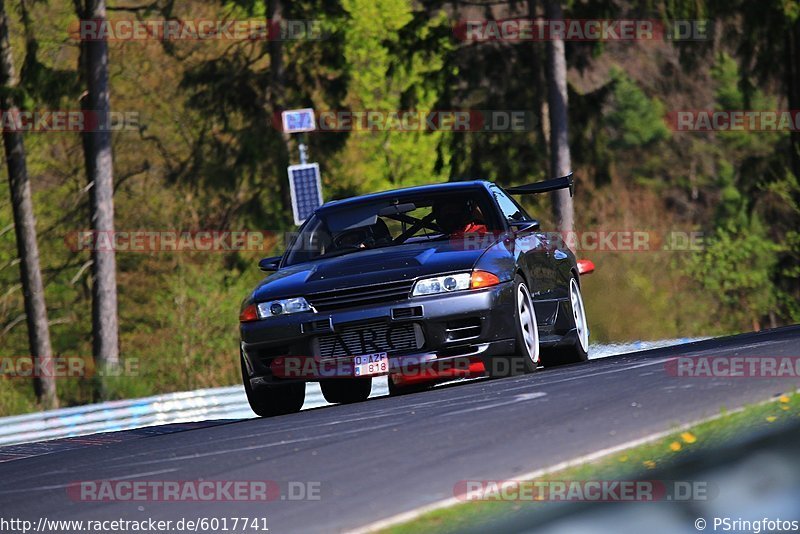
[779,395,790,403]
[669,441,682,452]
[680,432,697,444]
[766,416,777,422]
[781,405,790,411]
[643,460,656,469]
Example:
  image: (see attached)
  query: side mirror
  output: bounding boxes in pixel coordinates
[510,219,540,232]
[258,256,282,272]
[577,259,595,275]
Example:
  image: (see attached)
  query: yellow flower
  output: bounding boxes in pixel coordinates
[781,405,790,411]
[766,416,777,422]
[643,460,656,469]
[669,441,682,451]
[680,432,697,444]
[779,395,790,403]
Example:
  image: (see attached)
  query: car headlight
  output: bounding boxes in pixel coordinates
[412,273,471,296]
[411,271,501,296]
[256,297,312,318]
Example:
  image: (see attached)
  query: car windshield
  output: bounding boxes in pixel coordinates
[283,188,498,266]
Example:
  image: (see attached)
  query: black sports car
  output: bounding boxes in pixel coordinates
[239,175,593,416]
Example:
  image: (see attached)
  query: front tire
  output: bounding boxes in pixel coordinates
[241,355,305,417]
[542,276,589,366]
[487,275,540,377]
[320,377,372,404]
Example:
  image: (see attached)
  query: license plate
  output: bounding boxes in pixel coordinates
[353,352,389,377]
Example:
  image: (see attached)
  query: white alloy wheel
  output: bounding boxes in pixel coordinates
[569,277,589,353]
[516,282,540,365]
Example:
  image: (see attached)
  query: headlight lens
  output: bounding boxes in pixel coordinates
[257,297,312,318]
[412,273,471,296]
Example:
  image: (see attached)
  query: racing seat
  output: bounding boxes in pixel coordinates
[333,218,392,249]
[370,218,392,245]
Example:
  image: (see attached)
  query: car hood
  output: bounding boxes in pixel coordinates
[252,238,500,301]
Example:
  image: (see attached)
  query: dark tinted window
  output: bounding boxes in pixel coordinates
[490,185,532,223]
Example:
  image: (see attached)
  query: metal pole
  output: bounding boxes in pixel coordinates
[298,133,308,165]
[299,142,308,165]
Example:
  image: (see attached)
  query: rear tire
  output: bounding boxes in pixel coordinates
[486,275,540,378]
[542,276,589,367]
[241,355,305,417]
[320,377,372,404]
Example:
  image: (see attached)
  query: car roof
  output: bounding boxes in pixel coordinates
[316,180,494,214]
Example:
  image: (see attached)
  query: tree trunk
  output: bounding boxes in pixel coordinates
[786,16,800,185]
[267,0,294,219]
[544,0,574,233]
[80,0,119,399]
[0,0,57,409]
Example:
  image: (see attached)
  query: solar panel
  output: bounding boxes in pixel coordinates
[288,163,323,226]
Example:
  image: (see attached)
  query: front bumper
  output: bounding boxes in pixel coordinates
[240,281,517,386]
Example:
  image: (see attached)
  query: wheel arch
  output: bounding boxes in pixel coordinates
[515,266,531,287]
[570,267,580,287]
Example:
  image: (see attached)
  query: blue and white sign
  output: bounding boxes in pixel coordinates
[281,108,316,133]
[288,163,323,226]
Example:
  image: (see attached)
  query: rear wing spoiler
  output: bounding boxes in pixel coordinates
[505,172,574,197]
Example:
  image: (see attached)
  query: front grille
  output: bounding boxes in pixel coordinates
[306,279,414,312]
[315,321,424,359]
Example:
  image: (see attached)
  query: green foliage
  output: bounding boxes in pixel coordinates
[710,53,741,109]
[710,52,781,156]
[329,0,452,194]
[686,215,780,330]
[604,67,669,150]
[682,52,798,332]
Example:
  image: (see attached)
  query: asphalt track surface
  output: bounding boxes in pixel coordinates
[0,326,798,533]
